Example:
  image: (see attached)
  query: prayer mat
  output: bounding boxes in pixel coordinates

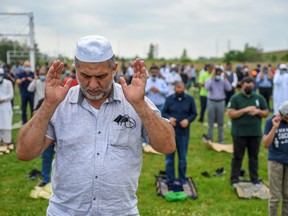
[235,182,270,199]
[202,135,233,153]
[0,143,14,155]
[30,183,52,200]
[155,175,198,200]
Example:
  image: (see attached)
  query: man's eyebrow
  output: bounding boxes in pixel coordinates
[80,71,109,77]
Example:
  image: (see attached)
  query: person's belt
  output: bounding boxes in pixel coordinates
[208,98,225,102]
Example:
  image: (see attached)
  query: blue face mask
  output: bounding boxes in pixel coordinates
[280,69,287,75]
[0,77,3,83]
[24,67,31,72]
[65,70,71,75]
[215,75,221,81]
[39,75,46,81]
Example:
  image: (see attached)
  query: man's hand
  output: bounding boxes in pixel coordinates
[180,119,189,128]
[245,106,257,115]
[119,58,147,107]
[45,60,72,107]
[150,86,160,93]
[169,117,177,127]
[27,77,33,82]
[272,114,281,129]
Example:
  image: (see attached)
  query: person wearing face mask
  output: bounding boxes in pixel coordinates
[61,66,78,89]
[28,66,47,109]
[145,65,168,112]
[162,81,198,185]
[273,64,288,115]
[16,61,35,124]
[227,77,269,187]
[256,65,273,111]
[165,64,182,96]
[262,101,288,216]
[205,65,231,143]
[0,68,14,153]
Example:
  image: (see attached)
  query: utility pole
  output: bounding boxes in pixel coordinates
[28,13,35,72]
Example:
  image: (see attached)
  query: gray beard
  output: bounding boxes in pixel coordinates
[79,79,113,101]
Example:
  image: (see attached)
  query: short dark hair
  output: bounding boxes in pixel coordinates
[241,76,254,85]
[150,65,159,71]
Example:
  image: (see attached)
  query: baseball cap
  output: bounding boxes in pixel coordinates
[279,63,287,70]
[75,35,114,63]
[0,68,4,74]
[279,101,288,117]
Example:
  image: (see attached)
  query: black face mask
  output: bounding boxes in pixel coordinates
[244,87,253,95]
[176,92,184,100]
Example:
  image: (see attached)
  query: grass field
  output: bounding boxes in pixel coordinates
[0,87,271,216]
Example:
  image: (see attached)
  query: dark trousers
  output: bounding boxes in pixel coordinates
[165,134,189,184]
[231,136,261,184]
[21,93,34,124]
[41,144,55,183]
[199,96,207,123]
[225,89,235,106]
[258,87,272,111]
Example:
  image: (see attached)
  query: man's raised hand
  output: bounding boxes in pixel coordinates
[119,58,147,106]
[45,60,72,106]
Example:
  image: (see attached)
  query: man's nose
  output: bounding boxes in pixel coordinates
[89,77,99,89]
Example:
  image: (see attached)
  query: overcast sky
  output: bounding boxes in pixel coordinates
[1,0,288,59]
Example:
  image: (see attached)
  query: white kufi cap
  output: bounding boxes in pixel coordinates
[279,101,288,117]
[75,35,113,63]
[279,63,287,70]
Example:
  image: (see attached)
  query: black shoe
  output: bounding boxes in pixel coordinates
[201,171,211,178]
[37,182,47,187]
[213,168,226,176]
[240,169,246,178]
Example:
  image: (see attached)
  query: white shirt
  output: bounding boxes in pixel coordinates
[28,79,45,108]
[0,79,14,130]
[273,70,288,115]
[145,77,168,106]
[165,72,182,96]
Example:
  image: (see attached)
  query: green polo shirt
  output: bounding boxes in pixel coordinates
[227,92,268,137]
[198,71,211,96]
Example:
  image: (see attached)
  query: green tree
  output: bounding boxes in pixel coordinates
[243,43,263,62]
[147,43,155,59]
[223,50,245,63]
[281,53,288,61]
[271,54,278,62]
[0,38,22,63]
[180,48,191,62]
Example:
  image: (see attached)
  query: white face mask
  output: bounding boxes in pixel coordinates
[24,67,31,72]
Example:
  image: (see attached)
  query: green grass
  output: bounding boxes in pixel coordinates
[0,87,270,216]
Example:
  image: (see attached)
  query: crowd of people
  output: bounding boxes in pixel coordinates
[0,37,287,214]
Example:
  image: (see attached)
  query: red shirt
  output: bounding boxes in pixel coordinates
[62,77,78,88]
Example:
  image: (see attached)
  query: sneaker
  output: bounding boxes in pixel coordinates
[201,171,211,178]
[213,168,226,176]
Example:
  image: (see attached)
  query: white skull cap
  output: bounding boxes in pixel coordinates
[279,64,287,70]
[279,101,288,117]
[75,35,114,63]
